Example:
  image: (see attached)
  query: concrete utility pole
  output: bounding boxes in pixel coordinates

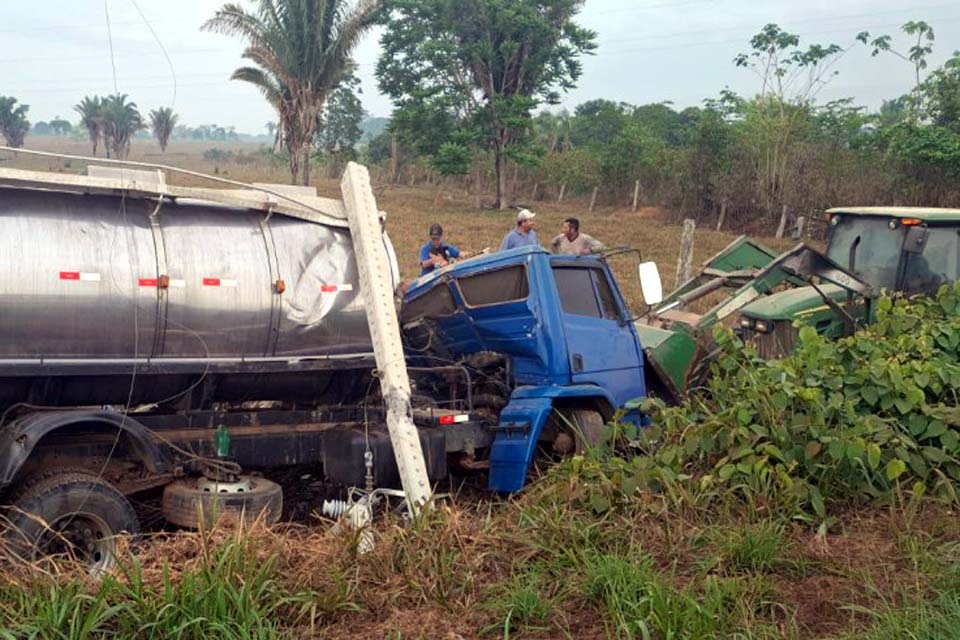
[341,162,432,514]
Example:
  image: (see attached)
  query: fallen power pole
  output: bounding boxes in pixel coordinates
[341,162,433,515]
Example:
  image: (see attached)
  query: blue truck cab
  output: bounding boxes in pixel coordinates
[400,246,648,492]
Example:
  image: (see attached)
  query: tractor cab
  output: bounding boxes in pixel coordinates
[740,207,960,357]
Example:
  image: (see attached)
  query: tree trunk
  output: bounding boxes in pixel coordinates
[301,144,312,187]
[390,132,399,183]
[287,142,300,185]
[494,143,508,210]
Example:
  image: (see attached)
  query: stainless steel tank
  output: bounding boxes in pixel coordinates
[0,186,399,409]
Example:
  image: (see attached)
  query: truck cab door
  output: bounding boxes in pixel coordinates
[551,264,646,408]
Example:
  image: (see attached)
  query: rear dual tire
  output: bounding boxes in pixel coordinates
[3,471,139,574]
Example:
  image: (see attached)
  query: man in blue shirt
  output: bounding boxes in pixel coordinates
[419,223,461,276]
[499,209,539,251]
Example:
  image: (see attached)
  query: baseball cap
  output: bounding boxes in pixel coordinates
[429,223,443,238]
[516,209,536,222]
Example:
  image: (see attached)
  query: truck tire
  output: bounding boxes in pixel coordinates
[162,476,283,529]
[550,408,605,455]
[2,470,139,574]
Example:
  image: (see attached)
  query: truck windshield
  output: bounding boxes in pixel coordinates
[826,216,903,289]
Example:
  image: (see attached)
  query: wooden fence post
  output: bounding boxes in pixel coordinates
[716,200,727,232]
[775,204,789,239]
[531,183,539,200]
[793,215,807,240]
[675,218,696,288]
[631,179,641,212]
[557,183,566,203]
[588,186,599,213]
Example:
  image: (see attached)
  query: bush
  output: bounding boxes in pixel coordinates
[575,284,960,520]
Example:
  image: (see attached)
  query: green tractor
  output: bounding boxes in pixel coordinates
[636,207,960,402]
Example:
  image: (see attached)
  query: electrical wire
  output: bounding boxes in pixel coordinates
[104,0,119,95]
[129,0,177,108]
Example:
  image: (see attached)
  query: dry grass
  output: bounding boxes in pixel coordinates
[0,139,800,310]
[1,493,953,639]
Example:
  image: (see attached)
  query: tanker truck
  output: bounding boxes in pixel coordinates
[0,161,653,570]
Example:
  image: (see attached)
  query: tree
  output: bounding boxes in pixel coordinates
[100,94,144,159]
[922,51,960,132]
[864,21,935,90]
[149,107,178,152]
[75,96,104,155]
[316,72,365,167]
[363,128,393,165]
[569,99,628,149]
[377,0,596,209]
[732,24,848,220]
[204,0,383,185]
[0,96,30,148]
[49,117,72,136]
[32,121,51,136]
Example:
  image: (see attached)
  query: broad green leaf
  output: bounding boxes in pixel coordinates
[886,458,907,481]
[718,464,736,480]
[810,487,826,517]
[590,493,610,514]
[867,443,881,470]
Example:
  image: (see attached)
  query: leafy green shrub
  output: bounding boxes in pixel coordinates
[583,284,960,519]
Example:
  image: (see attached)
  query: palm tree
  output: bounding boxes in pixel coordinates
[149,107,179,152]
[204,0,382,185]
[74,96,104,156]
[101,94,144,159]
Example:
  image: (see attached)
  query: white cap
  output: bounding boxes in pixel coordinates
[517,209,536,222]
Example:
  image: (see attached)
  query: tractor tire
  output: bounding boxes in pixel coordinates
[3,470,140,574]
[162,476,283,529]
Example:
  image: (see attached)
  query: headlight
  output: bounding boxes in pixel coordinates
[754,320,770,333]
[740,317,754,329]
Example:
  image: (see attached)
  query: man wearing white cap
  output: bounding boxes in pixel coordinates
[499,209,540,251]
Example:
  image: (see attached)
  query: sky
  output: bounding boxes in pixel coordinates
[4,0,960,135]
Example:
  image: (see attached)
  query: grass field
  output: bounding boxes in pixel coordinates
[0,139,798,310]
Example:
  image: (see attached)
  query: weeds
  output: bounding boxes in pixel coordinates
[484,569,554,636]
[713,521,789,574]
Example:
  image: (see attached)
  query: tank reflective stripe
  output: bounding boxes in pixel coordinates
[168,278,186,288]
[438,414,469,425]
[321,284,354,293]
[202,278,238,287]
[138,278,158,287]
[60,271,100,282]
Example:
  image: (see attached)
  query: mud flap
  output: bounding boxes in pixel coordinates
[487,397,554,493]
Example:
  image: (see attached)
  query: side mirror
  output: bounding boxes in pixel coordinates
[638,261,663,306]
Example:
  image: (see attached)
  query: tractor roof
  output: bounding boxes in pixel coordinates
[827,207,960,223]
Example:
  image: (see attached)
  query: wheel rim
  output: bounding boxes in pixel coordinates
[35,511,116,573]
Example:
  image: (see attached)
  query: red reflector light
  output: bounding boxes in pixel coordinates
[901,218,922,226]
[439,415,455,425]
